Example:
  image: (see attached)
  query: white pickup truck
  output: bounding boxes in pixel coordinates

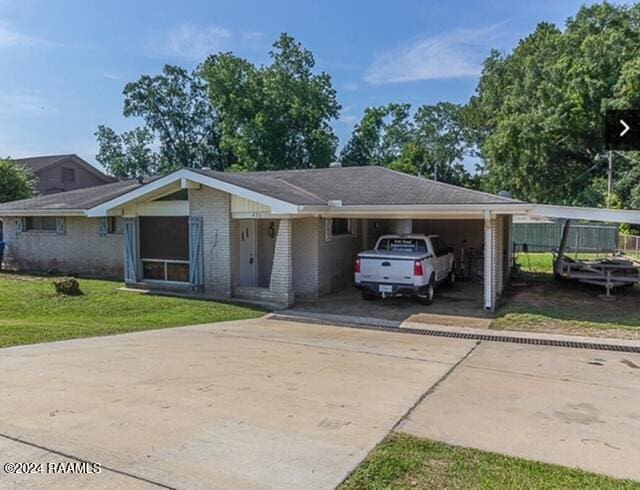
[354,234,456,304]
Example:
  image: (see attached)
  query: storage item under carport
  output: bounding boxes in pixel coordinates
[554,254,640,298]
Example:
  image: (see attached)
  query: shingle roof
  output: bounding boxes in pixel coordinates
[193,166,521,206]
[0,166,521,214]
[0,179,144,211]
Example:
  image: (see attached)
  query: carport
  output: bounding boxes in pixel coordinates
[317,206,520,313]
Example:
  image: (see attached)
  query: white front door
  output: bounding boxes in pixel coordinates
[238,220,257,287]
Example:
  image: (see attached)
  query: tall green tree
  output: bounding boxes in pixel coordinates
[96,65,229,177]
[95,126,158,179]
[202,33,341,170]
[341,102,473,186]
[467,3,640,206]
[0,159,36,203]
[340,103,412,167]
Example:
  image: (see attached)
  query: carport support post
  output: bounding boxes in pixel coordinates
[554,219,572,276]
[484,210,496,312]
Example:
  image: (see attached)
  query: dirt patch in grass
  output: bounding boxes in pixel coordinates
[494,274,640,340]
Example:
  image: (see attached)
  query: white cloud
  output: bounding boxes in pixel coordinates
[365,23,507,84]
[0,23,48,48]
[342,82,359,91]
[0,93,58,116]
[149,25,265,60]
[158,24,232,59]
[102,71,122,80]
[339,114,359,126]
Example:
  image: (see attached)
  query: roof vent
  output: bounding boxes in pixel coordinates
[329,161,342,168]
[328,200,342,207]
[498,190,512,199]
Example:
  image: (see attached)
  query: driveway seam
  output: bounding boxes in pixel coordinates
[462,362,639,391]
[0,432,175,489]
[336,339,482,488]
[190,330,461,365]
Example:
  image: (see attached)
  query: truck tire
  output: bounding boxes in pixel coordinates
[362,291,376,301]
[447,266,456,287]
[416,277,435,305]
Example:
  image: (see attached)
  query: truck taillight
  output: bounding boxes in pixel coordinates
[355,258,361,273]
[414,260,424,276]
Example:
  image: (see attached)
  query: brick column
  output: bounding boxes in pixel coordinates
[269,218,294,308]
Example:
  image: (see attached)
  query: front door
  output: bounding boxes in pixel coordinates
[238,220,257,287]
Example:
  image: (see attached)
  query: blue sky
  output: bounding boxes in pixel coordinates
[0,0,623,170]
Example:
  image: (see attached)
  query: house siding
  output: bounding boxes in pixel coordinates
[1,216,123,277]
[36,160,111,195]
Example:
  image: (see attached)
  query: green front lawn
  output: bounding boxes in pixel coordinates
[0,275,265,348]
[342,434,640,489]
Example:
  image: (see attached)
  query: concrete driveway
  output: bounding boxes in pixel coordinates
[400,341,640,481]
[0,318,475,490]
[2,318,639,489]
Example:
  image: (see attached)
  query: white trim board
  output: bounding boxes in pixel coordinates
[527,205,640,225]
[87,169,299,217]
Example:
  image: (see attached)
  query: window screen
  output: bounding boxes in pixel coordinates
[25,216,57,231]
[139,217,189,260]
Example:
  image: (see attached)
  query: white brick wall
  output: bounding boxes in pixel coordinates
[1,216,123,277]
[189,187,233,297]
[269,218,294,307]
[292,218,320,298]
[291,217,356,298]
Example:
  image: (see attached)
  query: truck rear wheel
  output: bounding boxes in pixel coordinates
[362,291,376,301]
[416,278,435,305]
[447,266,456,287]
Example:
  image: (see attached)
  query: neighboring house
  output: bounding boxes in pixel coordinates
[0,166,638,311]
[12,154,114,195]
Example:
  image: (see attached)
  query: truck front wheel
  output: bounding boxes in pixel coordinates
[416,278,435,305]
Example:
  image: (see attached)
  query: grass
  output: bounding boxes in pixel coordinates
[0,275,265,348]
[341,434,640,490]
[514,252,613,274]
[493,253,640,338]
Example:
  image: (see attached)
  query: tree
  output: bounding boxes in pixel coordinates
[0,159,36,203]
[202,33,341,170]
[96,65,229,177]
[467,3,640,206]
[340,103,413,166]
[341,102,474,186]
[95,126,158,179]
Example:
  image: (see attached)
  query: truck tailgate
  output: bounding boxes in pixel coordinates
[359,253,416,284]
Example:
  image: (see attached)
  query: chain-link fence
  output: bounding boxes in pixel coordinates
[620,234,640,258]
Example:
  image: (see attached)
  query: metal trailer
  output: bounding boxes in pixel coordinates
[554,254,640,298]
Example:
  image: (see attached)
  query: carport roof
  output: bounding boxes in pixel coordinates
[190,166,521,206]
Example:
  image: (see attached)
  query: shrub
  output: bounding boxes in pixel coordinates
[52,277,82,296]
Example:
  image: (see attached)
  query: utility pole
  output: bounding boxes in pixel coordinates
[607,150,613,208]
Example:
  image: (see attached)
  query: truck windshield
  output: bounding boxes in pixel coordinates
[377,238,427,253]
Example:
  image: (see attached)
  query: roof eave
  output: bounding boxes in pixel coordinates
[0,209,86,217]
[298,203,533,217]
